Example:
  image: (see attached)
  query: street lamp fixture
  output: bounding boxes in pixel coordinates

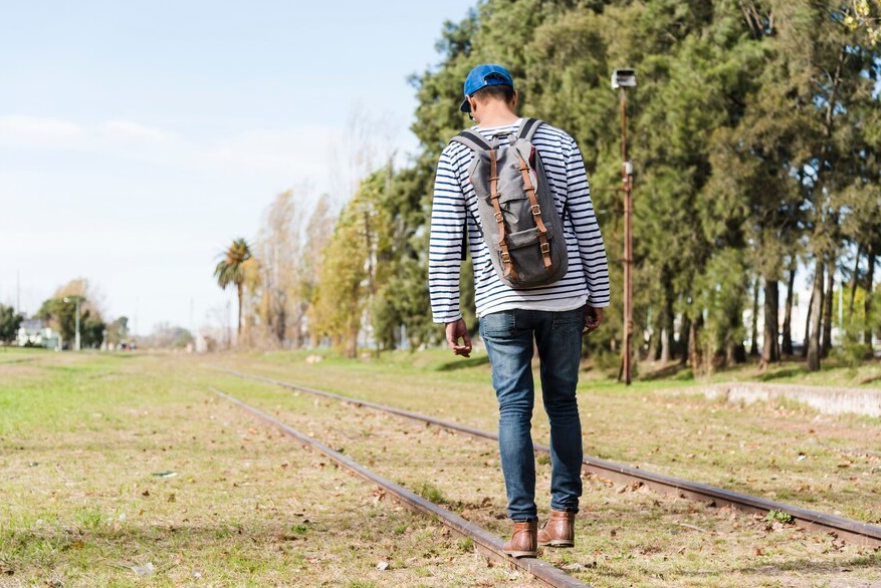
[611,68,636,385]
[63,295,85,351]
[611,68,637,89]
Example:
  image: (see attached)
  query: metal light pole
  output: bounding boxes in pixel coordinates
[612,69,636,385]
[63,295,84,351]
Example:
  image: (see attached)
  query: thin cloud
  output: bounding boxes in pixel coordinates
[0,114,84,147]
[102,120,168,141]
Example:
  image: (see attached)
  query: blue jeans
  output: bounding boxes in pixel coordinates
[479,306,585,522]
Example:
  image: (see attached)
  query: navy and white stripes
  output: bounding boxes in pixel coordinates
[429,119,611,324]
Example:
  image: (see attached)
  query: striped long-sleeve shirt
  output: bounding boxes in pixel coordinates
[428,119,610,324]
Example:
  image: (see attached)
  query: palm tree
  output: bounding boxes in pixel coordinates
[214,238,253,338]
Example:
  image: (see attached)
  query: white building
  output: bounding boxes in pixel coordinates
[17,319,61,350]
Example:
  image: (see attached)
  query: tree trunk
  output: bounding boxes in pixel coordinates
[689,314,702,375]
[680,315,692,366]
[236,282,244,337]
[802,286,814,359]
[661,277,674,362]
[822,257,835,357]
[648,308,661,362]
[761,279,779,365]
[725,334,737,368]
[865,244,876,347]
[849,243,862,319]
[782,267,796,356]
[749,277,760,357]
[346,320,359,359]
[807,262,825,372]
[729,300,746,365]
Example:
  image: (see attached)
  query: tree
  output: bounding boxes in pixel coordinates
[0,306,23,344]
[251,191,305,348]
[844,0,881,44]
[291,0,881,373]
[105,316,130,348]
[311,172,393,357]
[214,238,253,339]
[302,197,336,346]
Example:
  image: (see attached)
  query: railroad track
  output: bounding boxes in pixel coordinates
[211,387,592,588]
[0,356,39,365]
[216,367,881,548]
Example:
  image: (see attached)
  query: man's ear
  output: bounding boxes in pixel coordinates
[511,90,519,109]
[468,96,479,114]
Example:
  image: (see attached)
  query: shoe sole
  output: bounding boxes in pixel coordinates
[537,539,574,547]
[504,550,538,558]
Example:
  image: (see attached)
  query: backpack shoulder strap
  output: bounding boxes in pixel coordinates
[448,130,489,262]
[450,129,492,152]
[517,118,545,142]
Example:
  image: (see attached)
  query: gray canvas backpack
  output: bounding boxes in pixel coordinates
[451,118,568,288]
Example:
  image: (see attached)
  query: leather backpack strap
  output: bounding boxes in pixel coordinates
[489,149,518,282]
[514,150,553,274]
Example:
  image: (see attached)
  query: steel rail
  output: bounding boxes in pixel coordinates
[211,387,592,588]
[0,357,39,365]
[217,367,881,548]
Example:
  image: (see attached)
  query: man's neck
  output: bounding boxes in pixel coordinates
[476,107,520,128]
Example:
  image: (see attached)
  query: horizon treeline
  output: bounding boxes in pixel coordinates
[236,0,881,375]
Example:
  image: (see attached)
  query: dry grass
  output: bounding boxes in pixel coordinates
[217,350,881,525]
[3,349,879,587]
[0,353,540,587]
[213,369,881,588]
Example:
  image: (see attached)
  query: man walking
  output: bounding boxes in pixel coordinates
[428,64,610,557]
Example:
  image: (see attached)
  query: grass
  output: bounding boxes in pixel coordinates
[0,353,535,587]
[210,363,881,587]
[3,349,880,587]
[216,350,881,525]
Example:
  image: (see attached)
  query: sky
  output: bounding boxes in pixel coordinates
[0,0,477,335]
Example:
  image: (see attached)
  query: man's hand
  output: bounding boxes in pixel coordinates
[445,319,472,358]
[584,306,603,334]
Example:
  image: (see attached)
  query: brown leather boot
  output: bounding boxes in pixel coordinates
[502,521,537,558]
[537,510,575,547]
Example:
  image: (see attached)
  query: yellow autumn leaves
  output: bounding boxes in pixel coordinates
[845,0,881,45]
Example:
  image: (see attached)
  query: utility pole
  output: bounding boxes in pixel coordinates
[612,69,637,385]
[63,295,84,351]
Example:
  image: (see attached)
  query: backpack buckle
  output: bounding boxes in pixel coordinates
[500,251,512,263]
[540,242,551,254]
[494,211,503,223]
[531,204,541,216]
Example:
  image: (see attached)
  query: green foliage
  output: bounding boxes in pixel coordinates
[36,298,75,344]
[416,481,445,504]
[0,306,23,344]
[215,238,253,335]
[242,0,881,365]
[764,510,794,525]
[396,0,881,368]
[105,316,129,347]
[311,173,387,355]
[214,238,253,292]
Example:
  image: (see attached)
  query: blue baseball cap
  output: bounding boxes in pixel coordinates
[460,64,515,113]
